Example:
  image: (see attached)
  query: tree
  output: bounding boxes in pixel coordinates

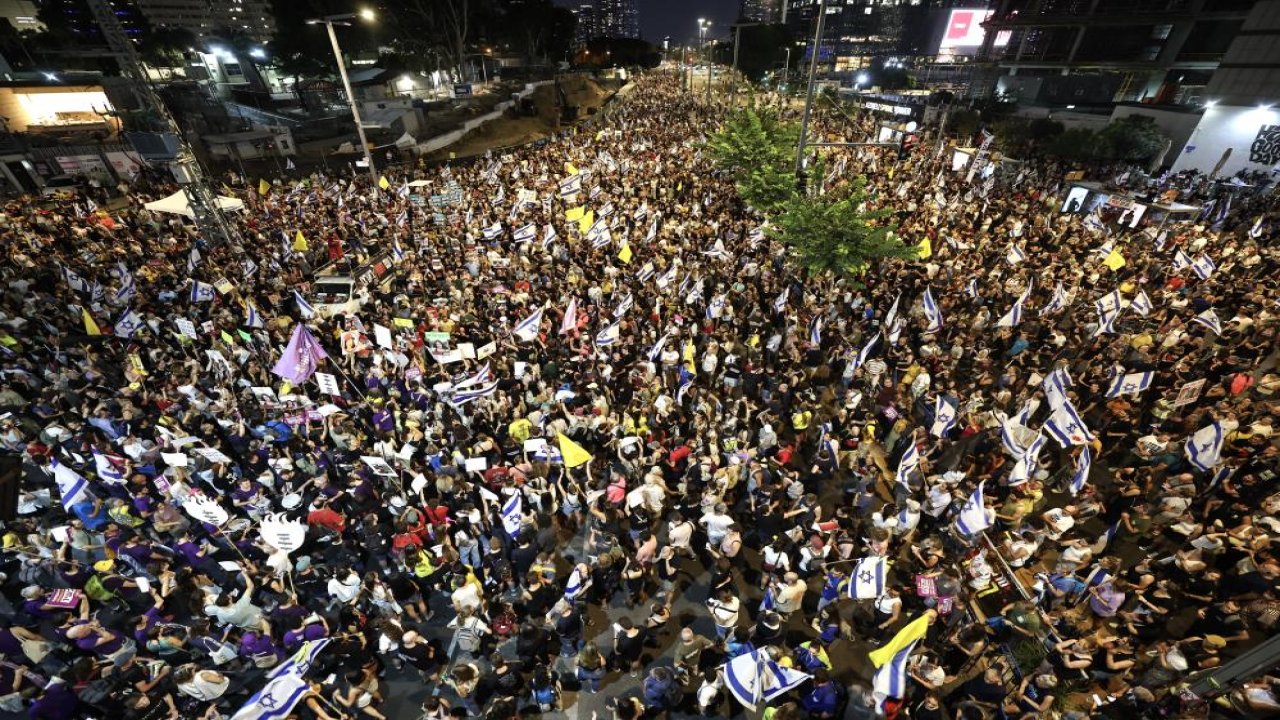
[768,176,919,279]
[1044,128,1098,162]
[706,107,797,214]
[139,27,197,68]
[1094,116,1167,162]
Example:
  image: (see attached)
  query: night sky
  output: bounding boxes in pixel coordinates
[555,0,741,47]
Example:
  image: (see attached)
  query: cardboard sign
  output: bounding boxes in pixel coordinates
[464,457,488,472]
[374,324,393,349]
[1173,378,1206,408]
[476,341,497,359]
[360,456,398,477]
[175,318,198,339]
[314,372,342,397]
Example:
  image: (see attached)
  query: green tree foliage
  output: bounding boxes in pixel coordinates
[1094,116,1167,162]
[1044,128,1098,162]
[706,107,797,214]
[768,176,918,278]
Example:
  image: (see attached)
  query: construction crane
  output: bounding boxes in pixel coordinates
[85,0,241,249]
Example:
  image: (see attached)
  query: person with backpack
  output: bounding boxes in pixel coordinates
[448,606,490,658]
[641,666,682,716]
[529,663,562,712]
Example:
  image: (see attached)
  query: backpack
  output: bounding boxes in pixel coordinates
[454,618,482,653]
[84,575,116,602]
[533,683,558,710]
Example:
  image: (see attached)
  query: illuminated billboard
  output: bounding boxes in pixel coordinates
[939,9,1010,50]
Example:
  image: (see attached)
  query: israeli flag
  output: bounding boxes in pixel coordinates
[454,363,494,391]
[188,247,202,272]
[748,225,766,247]
[558,174,581,197]
[1131,289,1152,317]
[966,279,978,298]
[706,293,726,320]
[887,318,905,345]
[656,265,677,289]
[50,457,91,511]
[92,448,126,485]
[501,493,523,538]
[723,650,811,712]
[1106,370,1154,398]
[1249,216,1264,238]
[483,222,502,241]
[590,226,612,249]
[1043,400,1094,448]
[245,303,265,329]
[513,224,537,243]
[1040,283,1069,316]
[996,295,1024,328]
[293,291,315,319]
[636,263,655,282]
[595,320,621,347]
[648,329,674,361]
[613,293,635,319]
[1006,244,1026,265]
[1185,421,1224,472]
[808,314,823,345]
[852,332,880,371]
[1095,289,1123,334]
[115,274,137,304]
[1009,433,1046,486]
[883,293,902,330]
[1192,254,1216,280]
[931,396,957,437]
[1192,308,1223,335]
[774,287,789,313]
[563,566,590,601]
[955,481,991,537]
[1042,368,1072,410]
[894,444,919,487]
[451,379,500,406]
[115,307,145,339]
[850,555,887,599]
[646,218,658,242]
[512,308,544,342]
[190,281,216,303]
[230,671,311,720]
[266,638,331,680]
[1000,415,1033,456]
[1173,249,1193,270]
[872,639,920,710]
[1070,445,1092,496]
[922,287,943,333]
[542,224,558,248]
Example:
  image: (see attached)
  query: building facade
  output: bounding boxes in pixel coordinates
[784,0,947,72]
[595,0,639,39]
[133,0,275,42]
[0,0,43,31]
[739,0,782,24]
[974,0,1256,103]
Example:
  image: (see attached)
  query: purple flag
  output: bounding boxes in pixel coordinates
[272,324,328,384]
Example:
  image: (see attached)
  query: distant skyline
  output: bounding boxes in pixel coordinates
[556,0,740,46]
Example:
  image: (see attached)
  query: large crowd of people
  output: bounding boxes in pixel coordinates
[0,69,1277,720]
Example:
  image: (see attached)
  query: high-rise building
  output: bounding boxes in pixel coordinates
[739,0,781,24]
[595,0,639,39]
[39,0,148,43]
[134,0,276,43]
[974,0,1256,103]
[0,0,43,31]
[784,0,936,69]
[573,2,596,43]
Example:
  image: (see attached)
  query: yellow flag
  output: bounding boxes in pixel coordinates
[258,178,270,195]
[293,231,308,252]
[82,309,101,336]
[378,176,391,190]
[868,612,933,668]
[1103,249,1126,271]
[280,381,293,395]
[220,330,235,345]
[393,317,414,328]
[618,242,632,264]
[916,236,932,259]
[888,167,896,180]
[221,182,236,195]
[565,161,579,175]
[578,210,595,236]
[565,206,585,222]
[557,433,594,469]
[677,182,683,192]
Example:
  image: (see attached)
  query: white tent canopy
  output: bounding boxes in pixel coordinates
[144,190,245,219]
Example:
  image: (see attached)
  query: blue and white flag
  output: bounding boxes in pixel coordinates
[512,308,544,342]
[1040,283,1069,316]
[883,293,902,330]
[482,222,502,241]
[922,287,943,333]
[648,329,674,361]
[563,566,590,601]
[887,318,905,346]
[1173,249,1193,270]
[1185,421,1224,472]
[1042,368,1072,410]
[245,303,265,329]
[636,263,655,283]
[451,379,500,406]
[190,281,216,303]
[542,224,558,248]
[1070,445,1092,496]
[849,556,887,599]
[1249,216,1265,238]
[871,639,920,711]
[955,481,991,536]
[808,314,823,345]
[293,291,315,319]
[1192,254,1216,280]
[1192,308,1223,335]
[187,247,202,272]
[513,224,536,243]
[996,295,1024,328]
[723,650,811,712]
[851,332,880,372]
[50,457,90,510]
[454,363,494,391]
[1000,414,1033,456]
[267,638,331,680]
[758,587,775,613]
[656,264,677,290]
[92,448,126,484]
[1094,289,1123,335]
[230,672,311,720]
[595,320,621,347]
[1044,400,1094,448]
[501,492,523,538]
[774,287,789,313]
[705,293,726,320]
[1009,433,1046,486]
[1131,289,1152,317]
[894,444,919,487]
[115,307,145,339]
[646,218,659,242]
[558,174,581,197]
[613,293,634,318]
[1006,244,1026,265]
[966,279,978,298]
[1107,370,1154,398]
[931,396,957,437]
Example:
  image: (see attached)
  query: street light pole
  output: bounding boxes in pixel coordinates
[794,0,828,181]
[311,12,378,186]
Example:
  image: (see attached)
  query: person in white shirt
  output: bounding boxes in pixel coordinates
[667,511,695,555]
[774,572,807,616]
[699,503,734,547]
[705,589,740,639]
[327,569,363,606]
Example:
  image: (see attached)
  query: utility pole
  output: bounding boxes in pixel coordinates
[85,0,240,249]
[794,0,828,180]
[729,22,762,110]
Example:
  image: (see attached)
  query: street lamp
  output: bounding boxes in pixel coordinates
[307,9,378,186]
[698,19,712,104]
